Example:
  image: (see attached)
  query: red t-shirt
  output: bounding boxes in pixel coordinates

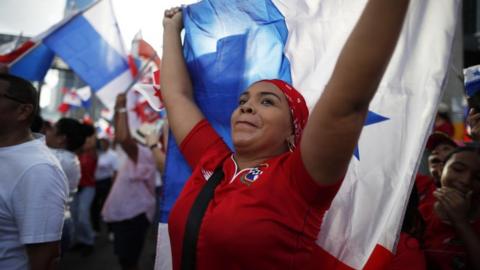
[415,174,437,215]
[168,120,341,270]
[415,174,436,202]
[78,150,97,187]
[387,232,426,270]
[421,202,480,270]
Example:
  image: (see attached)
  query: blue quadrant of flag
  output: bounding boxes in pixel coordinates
[10,43,54,81]
[354,111,389,160]
[44,15,129,91]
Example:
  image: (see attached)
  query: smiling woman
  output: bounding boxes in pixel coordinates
[160,1,410,269]
[231,80,307,159]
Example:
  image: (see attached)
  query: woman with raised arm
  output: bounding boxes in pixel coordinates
[161,1,410,269]
[101,93,157,270]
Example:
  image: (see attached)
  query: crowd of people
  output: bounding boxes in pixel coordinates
[0,0,480,269]
[0,72,167,269]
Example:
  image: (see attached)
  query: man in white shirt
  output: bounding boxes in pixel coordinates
[0,74,68,270]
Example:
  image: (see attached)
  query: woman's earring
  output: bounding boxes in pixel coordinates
[287,140,295,152]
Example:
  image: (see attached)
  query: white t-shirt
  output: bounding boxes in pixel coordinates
[95,149,118,180]
[0,136,68,270]
[49,148,81,196]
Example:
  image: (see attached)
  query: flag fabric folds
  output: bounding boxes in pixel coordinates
[133,70,164,112]
[0,35,22,55]
[159,0,460,269]
[0,39,55,82]
[43,0,133,111]
[0,0,132,111]
[130,33,163,112]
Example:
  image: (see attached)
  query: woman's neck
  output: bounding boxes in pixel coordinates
[233,152,279,171]
[233,144,289,170]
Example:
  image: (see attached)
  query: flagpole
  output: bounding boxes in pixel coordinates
[37,80,44,113]
[14,32,23,48]
[450,64,464,82]
[123,53,159,93]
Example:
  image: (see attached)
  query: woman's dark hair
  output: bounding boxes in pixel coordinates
[56,118,95,152]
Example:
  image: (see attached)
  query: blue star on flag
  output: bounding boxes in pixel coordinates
[473,69,480,77]
[354,111,389,160]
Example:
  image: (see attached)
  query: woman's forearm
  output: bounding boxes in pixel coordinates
[114,110,131,143]
[161,25,193,100]
[323,0,410,114]
[160,11,205,144]
[113,97,138,163]
[300,0,410,184]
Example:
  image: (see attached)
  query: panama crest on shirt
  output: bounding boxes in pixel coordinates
[241,164,268,186]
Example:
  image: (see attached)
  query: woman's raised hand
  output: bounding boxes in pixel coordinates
[161,5,205,146]
[115,93,127,111]
[163,7,183,31]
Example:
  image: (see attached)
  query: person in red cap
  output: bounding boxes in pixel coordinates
[426,132,459,185]
[416,132,458,221]
[161,1,410,269]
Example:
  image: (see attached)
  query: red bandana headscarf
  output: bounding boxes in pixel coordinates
[260,79,309,147]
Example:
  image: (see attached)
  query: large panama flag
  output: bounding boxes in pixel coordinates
[159,0,460,269]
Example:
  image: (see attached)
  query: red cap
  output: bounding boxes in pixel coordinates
[426,132,457,151]
[260,79,309,147]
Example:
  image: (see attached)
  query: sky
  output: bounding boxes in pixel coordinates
[0,0,198,53]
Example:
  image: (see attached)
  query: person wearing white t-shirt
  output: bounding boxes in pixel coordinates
[92,138,118,233]
[49,149,81,196]
[0,74,68,270]
[46,118,95,255]
[48,148,81,252]
[31,114,83,252]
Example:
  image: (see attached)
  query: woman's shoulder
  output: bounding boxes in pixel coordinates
[193,145,232,174]
[268,149,342,207]
[181,119,231,168]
